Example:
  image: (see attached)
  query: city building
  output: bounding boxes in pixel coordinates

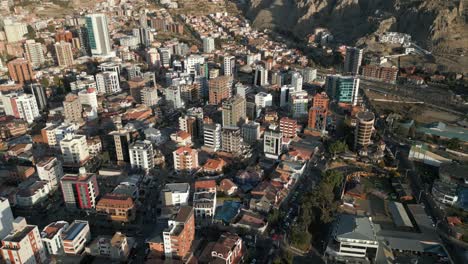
[203,37,215,53]
[326,75,360,106]
[30,83,47,111]
[254,92,273,111]
[0,217,47,264]
[221,126,242,155]
[78,88,98,120]
[60,134,90,165]
[129,140,154,170]
[289,90,309,118]
[254,65,268,86]
[95,71,121,94]
[354,111,375,150]
[24,40,45,69]
[173,147,199,174]
[223,55,235,76]
[193,180,217,226]
[330,214,378,259]
[161,183,190,207]
[280,85,295,108]
[222,95,246,127]
[141,87,159,107]
[203,123,222,152]
[164,86,184,109]
[241,121,260,145]
[60,170,99,209]
[291,71,303,91]
[361,65,398,84]
[36,157,63,189]
[96,194,136,222]
[107,129,134,163]
[54,41,74,67]
[41,123,77,148]
[307,92,329,134]
[147,206,195,261]
[264,128,283,159]
[63,93,83,124]
[1,93,40,124]
[4,23,28,43]
[41,221,69,256]
[209,76,232,105]
[0,198,14,240]
[344,47,363,75]
[432,180,459,206]
[85,14,112,56]
[199,232,243,264]
[61,220,91,255]
[302,67,317,83]
[279,117,298,139]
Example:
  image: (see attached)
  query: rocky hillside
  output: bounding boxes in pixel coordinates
[245,0,467,69]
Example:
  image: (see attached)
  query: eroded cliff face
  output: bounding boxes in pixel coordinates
[245,0,466,53]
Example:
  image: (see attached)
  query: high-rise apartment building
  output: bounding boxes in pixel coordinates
[291,71,303,91]
[289,90,309,118]
[279,117,298,139]
[222,95,246,127]
[41,221,69,256]
[141,87,159,107]
[221,126,242,155]
[344,47,363,75]
[1,93,40,124]
[193,180,217,226]
[0,217,47,264]
[60,134,90,165]
[78,88,98,120]
[107,129,134,163]
[61,220,91,255]
[30,83,47,111]
[326,75,360,106]
[85,14,112,56]
[129,140,154,170]
[254,92,273,109]
[4,23,28,43]
[264,127,283,159]
[7,58,35,84]
[302,67,317,83]
[54,41,74,67]
[60,170,99,209]
[254,65,268,86]
[41,123,77,148]
[63,93,83,124]
[36,157,64,189]
[179,115,199,140]
[223,55,235,76]
[164,85,184,109]
[354,111,375,150]
[0,198,14,240]
[161,183,190,207]
[147,206,195,260]
[173,147,199,174]
[95,71,121,94]
[307,92,329,134]
[24,40,45,69]
[202,37,215,53]
[209,76,232,105]
[241,121,260,145]
[361,65,398,84]
[203,123,222,152]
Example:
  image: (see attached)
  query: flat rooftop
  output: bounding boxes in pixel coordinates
[63,221,87,241]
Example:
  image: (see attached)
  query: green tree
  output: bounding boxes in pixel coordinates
[447,138,461,150]
[328,140,348,156]
[40,78,50,88]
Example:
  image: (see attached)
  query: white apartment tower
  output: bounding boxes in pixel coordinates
[96,71,121,94]
[54,41,74,67]
[60,134,90,165]
[129,140,154,170]
[24,40,45,68]
[1,93,40,124]
[202,37,215,53]
[85,14,112,56]
[36,157,64,189]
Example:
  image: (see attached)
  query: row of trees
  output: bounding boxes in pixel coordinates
[289,170,343,251]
